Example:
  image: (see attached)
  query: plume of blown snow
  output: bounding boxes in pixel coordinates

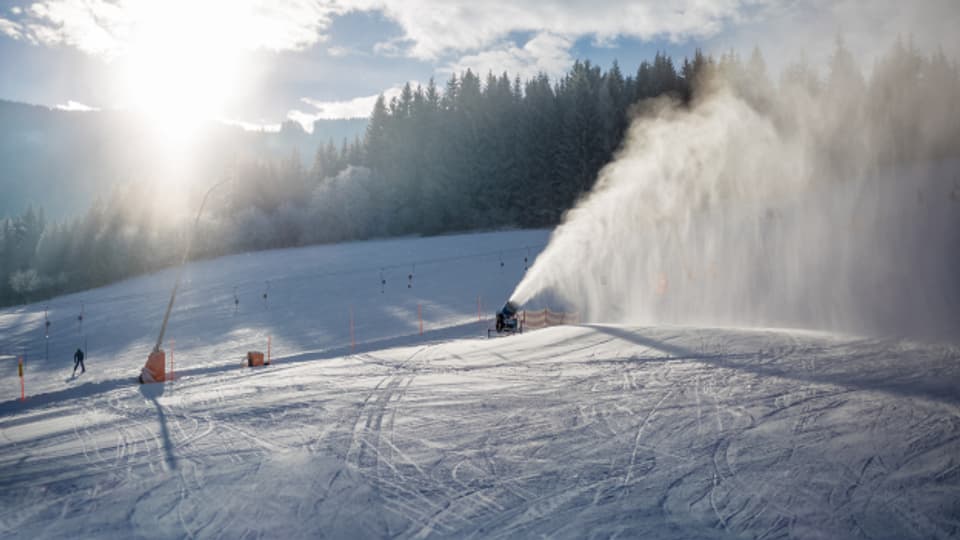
[512,56,960,339]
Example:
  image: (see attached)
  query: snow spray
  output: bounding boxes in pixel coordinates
[511,78,960,339]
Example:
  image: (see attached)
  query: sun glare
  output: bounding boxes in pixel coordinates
[115,2,248,146]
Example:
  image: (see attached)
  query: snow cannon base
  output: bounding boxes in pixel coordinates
[489,300,522,338]
[139,350,166,384]
[246,351,269,367]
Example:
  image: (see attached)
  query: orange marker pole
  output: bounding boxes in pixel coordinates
[418,303,423,336]
[350,307,355,352]
[18,356,25,401]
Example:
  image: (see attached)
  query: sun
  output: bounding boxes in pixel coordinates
[115,2,247,146]
[122,42,238,142]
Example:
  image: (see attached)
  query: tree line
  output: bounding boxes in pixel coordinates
[1,37,958,307]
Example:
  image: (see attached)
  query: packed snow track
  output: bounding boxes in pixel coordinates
[2,324,958,539]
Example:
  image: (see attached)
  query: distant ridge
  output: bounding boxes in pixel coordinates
[0,99,367,219]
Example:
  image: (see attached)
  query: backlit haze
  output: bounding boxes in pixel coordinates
[2,0,957,141]
[0,1,957,334]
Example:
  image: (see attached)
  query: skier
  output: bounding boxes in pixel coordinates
[73,347,85,376]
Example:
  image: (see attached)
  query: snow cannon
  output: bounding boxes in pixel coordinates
[490,300,522,337]
[500,300,519,320]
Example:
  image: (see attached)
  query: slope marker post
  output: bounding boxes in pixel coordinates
[18,356,24,401]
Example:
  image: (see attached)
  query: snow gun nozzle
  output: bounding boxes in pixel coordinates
[499,300,520,319]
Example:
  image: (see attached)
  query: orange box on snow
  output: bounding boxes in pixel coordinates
[246,351,266,367]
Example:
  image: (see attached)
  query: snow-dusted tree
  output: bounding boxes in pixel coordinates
[9,268,40,303]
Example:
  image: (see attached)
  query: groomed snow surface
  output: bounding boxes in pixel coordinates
[1,230,958,539]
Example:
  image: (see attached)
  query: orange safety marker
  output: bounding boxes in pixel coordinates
[142,350,166,383]
[418,303,423,336]
[18,356,25,401]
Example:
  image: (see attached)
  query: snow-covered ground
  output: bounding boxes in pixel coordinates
[1,230,958,539]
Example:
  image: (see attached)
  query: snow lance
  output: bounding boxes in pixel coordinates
[140,178,229,384]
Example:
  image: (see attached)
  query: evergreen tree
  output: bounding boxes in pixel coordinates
[14,42,957,308]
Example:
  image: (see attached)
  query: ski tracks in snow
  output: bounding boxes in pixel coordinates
[2,327,959,539]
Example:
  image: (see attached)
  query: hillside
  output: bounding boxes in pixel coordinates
[0,100,367,219]
[0,230,958,539]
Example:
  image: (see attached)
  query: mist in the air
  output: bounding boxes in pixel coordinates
[512,40,960,338]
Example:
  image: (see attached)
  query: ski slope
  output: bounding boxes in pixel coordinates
[1,230,958,539]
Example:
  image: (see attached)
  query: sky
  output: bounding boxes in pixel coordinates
[0,0,957,133]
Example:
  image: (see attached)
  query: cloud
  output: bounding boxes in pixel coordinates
[357,0,959,79]
[0,0,766,63]
[363,0,758,60]
[55,100,97,111]
[7,0,956,129]
[326,45,356,58]
[372,37,415,58]
[0,17,23,40]
[445,33,574,80]
[219,118,283,133]
[2,0,343,58]
[24,0,126,55]
[298,95,382,120]
[287,83,416,130]
[7,1,957,66]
